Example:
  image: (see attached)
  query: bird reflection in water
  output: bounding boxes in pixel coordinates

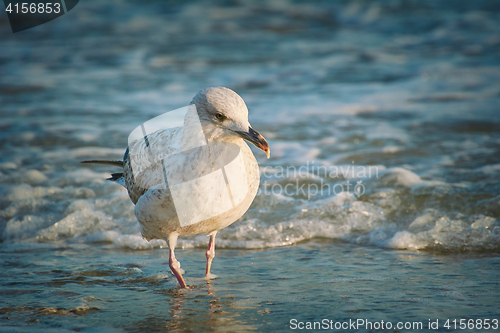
[158,282,257,332]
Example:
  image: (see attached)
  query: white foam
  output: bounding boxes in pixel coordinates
[3,215,53,241]
[64,200,93,215]
[269,141,320,163]
[1,156,497,254]
[42,147,123,160]
[382,231,428,250]
[36,208,117,241]
[409,209,440,233]
[0,162,17,170]
[3,184,62,202]
[376,167,422,187]
[477,163,500,174]
[113,234,167,250]
[4,169,48,185]
[24,170,48,184]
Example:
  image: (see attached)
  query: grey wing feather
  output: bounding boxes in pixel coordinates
[81,160,124,167]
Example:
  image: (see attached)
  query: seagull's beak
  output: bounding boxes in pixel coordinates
[235,127,270,158]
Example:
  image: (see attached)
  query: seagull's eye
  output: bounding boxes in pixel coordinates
[215,113,225,121]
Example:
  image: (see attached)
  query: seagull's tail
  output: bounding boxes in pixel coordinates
[80,160,126,187]
[108,172,126,187]
[80,160,123,167]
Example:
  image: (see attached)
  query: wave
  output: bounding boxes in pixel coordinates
[1,165,498,254]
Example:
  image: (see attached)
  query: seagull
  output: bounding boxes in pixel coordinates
[82,87,270,288]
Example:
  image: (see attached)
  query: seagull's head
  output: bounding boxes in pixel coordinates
[191,87,270,158]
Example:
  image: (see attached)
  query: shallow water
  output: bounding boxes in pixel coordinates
[2,242,499,332]
[1,0,500,332]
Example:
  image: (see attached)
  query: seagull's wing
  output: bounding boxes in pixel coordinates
[124,127,216,239]
[133,185,178,240]
[123,127,183,204]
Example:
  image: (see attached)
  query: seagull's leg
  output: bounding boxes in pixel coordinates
[205,231,217,279]
[167,233,188,288]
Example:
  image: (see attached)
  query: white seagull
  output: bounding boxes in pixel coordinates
[82,87,270,288]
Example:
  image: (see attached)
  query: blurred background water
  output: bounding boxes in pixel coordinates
[1,0,499,332]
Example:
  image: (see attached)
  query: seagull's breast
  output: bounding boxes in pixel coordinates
[124,128,260,239]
